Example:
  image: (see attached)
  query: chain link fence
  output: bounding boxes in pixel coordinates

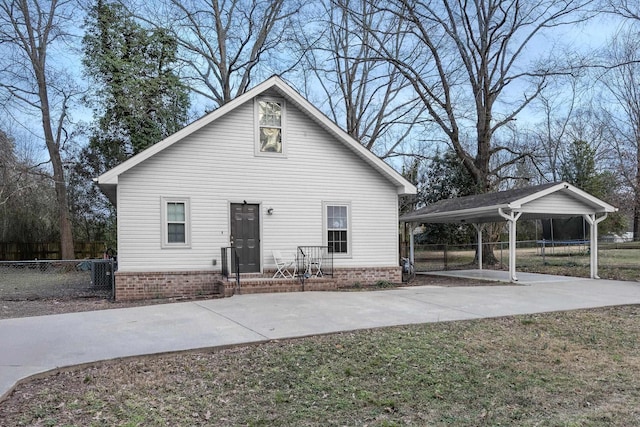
[401,240,640,281]
[0,259,114,301]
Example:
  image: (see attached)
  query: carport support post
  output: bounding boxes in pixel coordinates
[498,209,522,282]
[583,213,608,279]
[473,223,483,270]
[409,223,415,265]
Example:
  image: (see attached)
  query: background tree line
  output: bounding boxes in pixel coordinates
[0,0,638,259]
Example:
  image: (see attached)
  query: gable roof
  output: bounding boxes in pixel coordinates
[96,76,416,201]
[400,182,617,224]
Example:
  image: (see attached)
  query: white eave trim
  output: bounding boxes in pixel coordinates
[403,204,512,223]
[96,76,416,195]
[274,82,416,195]
[510,182,617,212]
[97,79,273,185]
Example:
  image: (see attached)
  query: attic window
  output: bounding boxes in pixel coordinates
[256,98,284,154]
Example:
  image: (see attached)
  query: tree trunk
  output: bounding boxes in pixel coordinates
[52,159,75,259]
[473,222,503,266]
[38,73,75,260]
[474,242,500,266]
[634,193,640,241]
[635,137,640,241]
[6,0,77,259]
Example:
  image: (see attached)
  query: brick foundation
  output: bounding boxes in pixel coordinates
[332,266,402,288]
[114,266,402,301]
[114,271,225,301]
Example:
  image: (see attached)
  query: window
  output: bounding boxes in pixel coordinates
[162,198,190,248]
[167,202,186,243]
[257,98,283,154]
[325,204,350,255]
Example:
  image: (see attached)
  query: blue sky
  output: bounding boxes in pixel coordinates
[1,7,628,170]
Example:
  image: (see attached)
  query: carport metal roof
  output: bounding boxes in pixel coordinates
[400,182,618,281]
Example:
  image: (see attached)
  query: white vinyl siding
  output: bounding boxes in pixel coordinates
[116,98,399,272]
[520,192,597,215]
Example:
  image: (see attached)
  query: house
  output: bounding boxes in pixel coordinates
[96,76,417,300]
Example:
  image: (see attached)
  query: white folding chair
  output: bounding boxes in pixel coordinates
[309,256,322,277]
[273,250,297,279]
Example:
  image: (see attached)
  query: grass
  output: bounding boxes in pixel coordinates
[414,245,640,281]
[2,246,640,424]
[2,306,640,426]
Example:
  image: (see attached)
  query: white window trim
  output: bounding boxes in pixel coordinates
[323,201,352,258]
[161,197,191,249]
[255,97,286,157]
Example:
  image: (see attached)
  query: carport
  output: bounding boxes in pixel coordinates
[400,182,618,282]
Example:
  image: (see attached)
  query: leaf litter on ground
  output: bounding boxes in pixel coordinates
[1,305,640,426]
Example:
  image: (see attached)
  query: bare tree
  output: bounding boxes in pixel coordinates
[599,28,640,240]
[366,0,596,193]
[0,126,61,243]
[131,0,304,109]
[298,0,425,158]
[604,0,639,20]
[0,129,24,208]
[0,0,78,258]
[530,77,611,182]
[0,128,34,208]
[531,84,579,183]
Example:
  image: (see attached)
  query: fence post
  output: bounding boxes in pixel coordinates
[109,258,115,300]
[444,244,448,270]
[233,249,240,291]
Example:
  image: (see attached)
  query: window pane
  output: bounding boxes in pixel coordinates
[327,205,347,229]
[259,101,281,127]
[327,205,348,253]
[260,128,282,152]
[167,203,185,222]
[328,230,347,253]
[168,223,185,243]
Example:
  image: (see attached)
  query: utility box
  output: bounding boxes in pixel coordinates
[91,260,114,290]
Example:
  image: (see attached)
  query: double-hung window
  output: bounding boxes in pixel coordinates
[162,197,190,248]
[325,203,350,255]
[256,98,284,154]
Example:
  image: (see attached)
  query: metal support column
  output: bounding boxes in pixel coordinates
[409,223,415,265]
[498,208,522,282]
[583,213,608,279]
[473,223,483,271]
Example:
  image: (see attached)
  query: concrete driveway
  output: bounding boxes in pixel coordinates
[2,272,640,401]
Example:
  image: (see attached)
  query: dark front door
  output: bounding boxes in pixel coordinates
[230,203,260,273]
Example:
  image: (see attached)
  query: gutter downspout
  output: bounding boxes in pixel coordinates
[583,213,608,279]
[498,208,522,282]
